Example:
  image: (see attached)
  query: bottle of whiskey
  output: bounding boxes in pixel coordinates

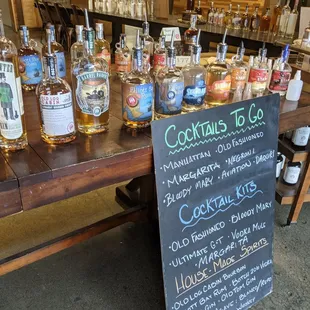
[0,10,27,151]
[233,4,242,30]
[195,0,203,15]
[95,23,111,70]
[141,16,154,63]
[224,4,233,29]
[260,8,271,33]
[155,31,184,119]
[70,25,84,66]
[36,33,76,144]
[270,0,282,33]
[42,25,66,79]
[72,9,110,134]
[241,5,250,30]
[285,0,299,38]
[184,14,198,55]
[231,41,247,92]
[208,2,215,24]
[250,7,260,32]
[182,29,206,113]
[278,0,291,37]
[153,35,166,74]
[18,25,43,92]
[205,29,231,106]
[121,30,153,128]
[115,34,131,77]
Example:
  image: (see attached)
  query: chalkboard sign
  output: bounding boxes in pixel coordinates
[152,94,280,310]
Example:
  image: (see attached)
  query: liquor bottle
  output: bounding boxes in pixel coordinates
[182,30,206,113]
[141,37,151,71]
[208,2,215,24]
[292,126,310,147]
[129,0,135,17]
[205,29,231,106]
[0,10,27,151]
[286,70,303,101]
[95,23,111,70]
[136,0,143,18]
[233,4,242,30]
[231,41,247,92]
[224,4,233,29]
[218,8,225,27]
[184,14,198,55]
[241,5,250,30]
[195,0,203,15]
[269,44,291,96]
[153,35,166,74]
[283,161,301,185]
[36,33,76,144]
[285,0,299,38]
[42,25,66,79]
[187,0,195,11]
[214,9,219,26]
[18,25,43,91]
[248,43,269,95]
[155,31,184,119]
[70,25,84,66]
[141,16,154,63]
[270,0,282,33]
[72,9,109,134]
[121,30,153,128]
[278,0,291,37]
[260,8,271,33]
[250,7,260,32]
[115,34,131,77]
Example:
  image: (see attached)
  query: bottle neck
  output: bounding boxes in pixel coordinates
[132,48,143,72]
[76,31,83,43]
[49,29,56,43]
[191,48,201,65]
[245,7,249,14]
[167,50,176,68]
[20,32,29,47]
[96,28,103,40]
[0,17,5,38]
[142,22,149,36]
[44,55,58,80]
[293,0,299,10]
[84,29,95,56]
[159,37,165,49]
[120,37,126,49]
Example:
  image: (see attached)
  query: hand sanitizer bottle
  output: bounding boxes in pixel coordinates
[286,70,303,101]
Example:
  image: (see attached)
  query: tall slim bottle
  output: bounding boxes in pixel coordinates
[184,14,198,55]
[70,25,84,66]
[141,15,154,63]
[224,4,233,29]
[241,5,250,30]
[208,2,215,24]
[285,0,299,38]
[270,0,282,33]
[115,34,131,77]
[72,9,109,134]
[250,7,260,32]
[0,10,27,151]
[278,0,291,37]
[153,35,166,74]
[233,4,242,30]
[260,8,271,33]
[95,23,111,69]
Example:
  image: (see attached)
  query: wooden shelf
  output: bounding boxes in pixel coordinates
[278,138,309,162]
[276,41,310,56]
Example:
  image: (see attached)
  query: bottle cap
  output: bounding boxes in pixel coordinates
[75,25,84,34]
[294,70,301,80]
[282,44,290,60]
[259,42,267,58]
[218,28,228,54]
[95,23,103,33]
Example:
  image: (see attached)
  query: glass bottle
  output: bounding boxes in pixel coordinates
[141,18,154,63]
[36,33,76,144]
[187,0,195,11]
[241,5,250,30]
[283,161,301,185]
[115,34,131,77]
[285,0,299,38]
[141,37,151,71]
[278,0,291,37]
[218,8,225,27]
[42,25,66,79]
[205,29,231,106]
[248,43,269,95]
[95,23,111,70]
[231,41,247,92]
[269,44,292,96]
[214,9,219,26]
[182,30,206,113]
[18,25,43,92]
[155,31,184,119]
[70,25,84,66]
[0,10,27,151]
[72,9,109,134]
[208,2,215,24]
[136,0,143,18]
[260,8,271,33]
[184,14,198,56]
[270,0,282,33]
[233,4,242,30]
[195,0,203,15]
[153,35,166,74]
[224,4,233,29]
[121,30,153,128]
[250,7,260,32]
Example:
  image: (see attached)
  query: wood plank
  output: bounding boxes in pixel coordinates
[278,138,309,162]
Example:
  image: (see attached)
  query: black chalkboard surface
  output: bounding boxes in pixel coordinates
[151,94,280,310]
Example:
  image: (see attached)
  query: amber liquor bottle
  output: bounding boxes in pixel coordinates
[260,8,271,33]
[250,7,260,32]
[184,14,198,56]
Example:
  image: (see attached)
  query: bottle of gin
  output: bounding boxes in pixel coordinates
[72,9,110,134]
[231,41,247,92]
[269,44,292,96]
[278,0,291,37]
[208,2,215,24]
[141,16,154,63]
[70,25,84,66]
[18,25,43,91]
[155,32,184,119]
[224,4,233,29]
[36,33,76,144]
[241,5,250,30]
[184,14,198,55]
[153,35,166,74]
[121,30,153,128]
[182,30,206,113]
[42,25,66,79]
[233,4,242,30]
[250,7,260,32]
[115,34,131,77]
[260,8,271,33]
[270,0,282,33]
[205,29,231,106]
[95,23,111,69]
[285,0,299,38]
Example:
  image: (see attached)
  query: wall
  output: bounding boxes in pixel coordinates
[2,0,12,26]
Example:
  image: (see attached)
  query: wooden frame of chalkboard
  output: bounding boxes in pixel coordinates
[152,94,280,310]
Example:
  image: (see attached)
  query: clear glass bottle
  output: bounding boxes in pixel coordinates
[95,23,111,70]
[155,32,184,119]
[205,30,231,106]
[233,4,242,30]
[18,25,43,92]
[285,0,299,38]
[224,4,233,29]
[42,25,66,79]
[182,30,206,113]
[184,14,198,56]
[270,0,282,33]
[115,34,131,77]
[141,37,151,71]
[278,0,291,37]
[269,44,292,96]
[70,25,84,66]
[72,9,109,134]
[241,5,250,30]
[214,9,219,26]
[231,41,247,92]
[250,7,260,32]
[36,33,76,144]
[218,8,225,27]
[121,30,153,128]
[153,35,166,74]
[136,0,143,18]
[260,8,271,33]
[208,2,215,24]
[0,10,27,151]
[195,0,203,15]
[141,18,154,63]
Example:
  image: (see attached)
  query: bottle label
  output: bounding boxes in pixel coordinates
[233,17,241,27]
[153,54,166,72]
[40,92,75,136]
[207,76,231,101]
[231,68,247,89]
[76,71,109,117]
[269,70,291,92]
[19,55,43,85]
[56,52,66,78]
[145,41,154,56]
[248,68,268,91]
[0,61,24,139]
[183,80,206,106]
[292,127,310,146]
[122,83,153,122]
[155,81,184,115]
[115,52,131,73]
[284,166,300,184]
[97,49,111,67]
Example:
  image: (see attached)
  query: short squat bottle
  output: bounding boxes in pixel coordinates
[291,126,310,147]
[36,33,76,144]
[283,161,301,185]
